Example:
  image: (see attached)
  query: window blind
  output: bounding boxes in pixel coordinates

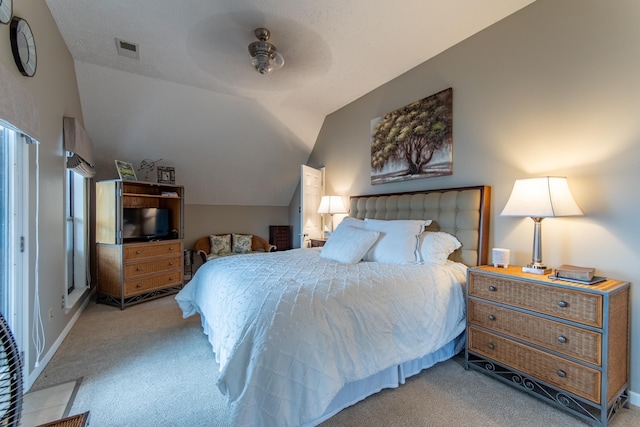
[63,117,96,178]
[0,61,41,142]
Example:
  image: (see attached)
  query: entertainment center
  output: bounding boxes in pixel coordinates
[96,180,184,309]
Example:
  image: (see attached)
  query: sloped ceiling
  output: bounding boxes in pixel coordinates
[45,0,534,205]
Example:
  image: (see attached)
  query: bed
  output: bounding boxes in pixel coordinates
[175,185,490,426]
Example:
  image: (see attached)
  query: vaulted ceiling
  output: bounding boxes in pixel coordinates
[44,0,534,205]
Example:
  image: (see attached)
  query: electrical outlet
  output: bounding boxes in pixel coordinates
[48,308,54,321]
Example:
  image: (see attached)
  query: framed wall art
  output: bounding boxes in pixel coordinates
[157,166,175,184]
[115,160,137,181]
[371,87,453,185]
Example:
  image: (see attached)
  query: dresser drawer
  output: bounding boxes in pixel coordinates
[468,300,602,365]
[124,255,182,278]
[124,241,182,260]
[469,272,602,327]
[124,270,183,296]
[468,327,601,403]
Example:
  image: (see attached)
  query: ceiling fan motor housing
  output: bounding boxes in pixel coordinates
[248,28,284,74]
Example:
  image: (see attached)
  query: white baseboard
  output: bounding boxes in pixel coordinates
[24,292,92,391]
[630,389,640,407]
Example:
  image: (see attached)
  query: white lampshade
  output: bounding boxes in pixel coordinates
[317,196,348,215]
[501,177,582,275]
[501,177,583,218]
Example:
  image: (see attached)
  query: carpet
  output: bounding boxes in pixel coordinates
[31,295,639,426]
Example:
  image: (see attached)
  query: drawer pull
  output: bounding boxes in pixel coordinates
[136,267,142,271]
[488,286,497,292]
[557,335,567,343]
[488,314,496,321]
[557,370,566,378]
[135,284,141,288]
[169,247,174,251]
[557,300,568,308]
[487,343,495,350]
[136,250,142,254]
[168,262,174,266]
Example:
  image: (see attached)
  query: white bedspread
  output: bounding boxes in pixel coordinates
[175,248,467,426]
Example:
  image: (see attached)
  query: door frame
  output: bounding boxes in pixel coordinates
[299,165,324,248]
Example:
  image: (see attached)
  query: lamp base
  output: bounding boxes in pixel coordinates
[522,264,551,275]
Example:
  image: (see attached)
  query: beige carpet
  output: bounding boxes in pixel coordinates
[32,295,639,426]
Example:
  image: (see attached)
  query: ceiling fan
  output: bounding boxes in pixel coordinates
[247,28,284,75]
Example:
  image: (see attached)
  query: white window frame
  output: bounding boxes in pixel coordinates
[65,167,90,310]
[0,123,28,376]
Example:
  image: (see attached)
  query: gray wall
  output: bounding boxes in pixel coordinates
[184,204,289,250]
[184,204,289,270]
[304,0,640,398]
[0,0,87,387]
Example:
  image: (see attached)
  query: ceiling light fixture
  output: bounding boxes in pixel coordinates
[248,28,284,75]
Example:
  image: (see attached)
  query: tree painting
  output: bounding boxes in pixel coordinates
[371,88,452,184]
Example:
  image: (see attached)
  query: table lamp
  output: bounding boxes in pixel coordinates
[317,195,348,233]
[501,177,583,274]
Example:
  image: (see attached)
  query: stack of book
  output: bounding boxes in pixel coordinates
[550,264,606,285]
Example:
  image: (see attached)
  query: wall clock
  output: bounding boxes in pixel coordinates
[10,17,37,77]
[0,0,12,25]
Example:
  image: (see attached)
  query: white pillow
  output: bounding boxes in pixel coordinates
[320,225,380,264]
[337,217,366,229]
[363,219,432,264]
[418,231,462,264]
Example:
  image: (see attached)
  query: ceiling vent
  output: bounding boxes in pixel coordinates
[115,38,139,60]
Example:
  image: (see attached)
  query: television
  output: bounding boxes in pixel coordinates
[122,207,171,241]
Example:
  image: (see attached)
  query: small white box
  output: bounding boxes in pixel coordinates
[492,248,510,268]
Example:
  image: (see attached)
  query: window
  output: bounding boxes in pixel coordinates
[65,167,90,308]
[63,116,95,309]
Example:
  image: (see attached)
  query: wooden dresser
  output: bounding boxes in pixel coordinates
[269,225,293,250]
[97,240,183,309]
[96,180,184,309]
[465,265,629,426]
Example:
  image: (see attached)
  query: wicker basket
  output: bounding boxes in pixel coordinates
[35,411,90,427]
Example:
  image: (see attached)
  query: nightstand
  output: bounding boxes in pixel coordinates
[309,238,327,248]
[465,265,629,427]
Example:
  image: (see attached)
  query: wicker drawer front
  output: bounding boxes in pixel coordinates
[124,270,182,296]
[468,300,601,365]
[469,273,602,327]
[124,241,182,260]
[124,255,182,278]
[468,327,600,402]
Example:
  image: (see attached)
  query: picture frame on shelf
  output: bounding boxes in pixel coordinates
[115,160,137,181]
[157,166,175,184]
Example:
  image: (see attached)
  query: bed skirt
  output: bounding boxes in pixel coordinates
[307,332,466,426]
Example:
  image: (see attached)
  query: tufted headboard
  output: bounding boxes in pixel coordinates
[349,186,491,267]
